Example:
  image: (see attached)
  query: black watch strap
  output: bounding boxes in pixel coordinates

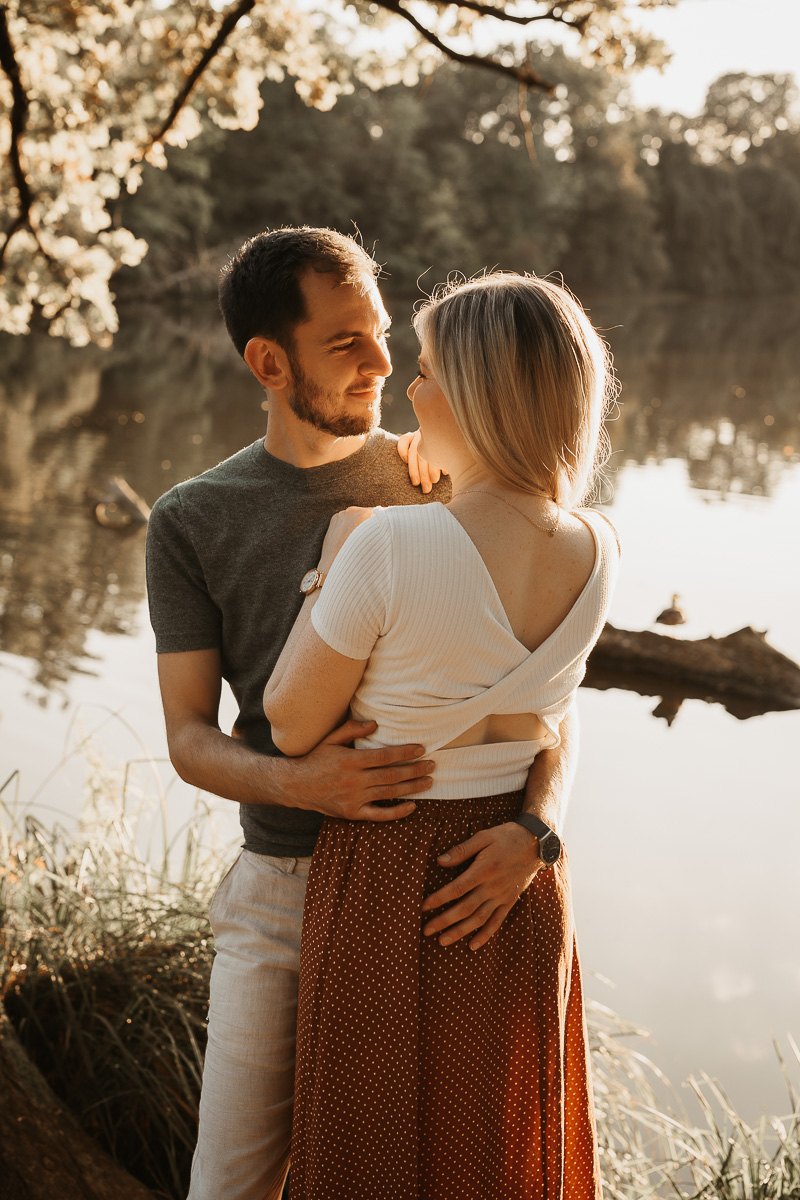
[513,813,561,867]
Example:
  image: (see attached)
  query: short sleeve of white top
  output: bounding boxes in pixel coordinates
[311,503,619,800]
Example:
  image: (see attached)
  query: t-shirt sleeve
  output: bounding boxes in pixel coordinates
[310,513,392,660]
[146,488,222,653]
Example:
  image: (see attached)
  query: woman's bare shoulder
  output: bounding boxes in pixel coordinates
[568,507,621,556]
[557,510,599,568]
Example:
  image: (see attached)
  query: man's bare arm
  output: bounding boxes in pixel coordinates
[158,648,434,822]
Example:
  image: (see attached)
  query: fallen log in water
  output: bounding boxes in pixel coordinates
[584,625,800,722]
[93,477,151,531]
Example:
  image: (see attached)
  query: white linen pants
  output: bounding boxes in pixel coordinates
[188,849,312,1200]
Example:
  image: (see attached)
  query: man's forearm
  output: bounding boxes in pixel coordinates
[168,720,296,808]
[522,704,579,834]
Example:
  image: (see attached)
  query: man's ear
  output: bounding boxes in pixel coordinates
[244,337,290,391]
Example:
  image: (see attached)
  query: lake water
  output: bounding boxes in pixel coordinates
[1,294,799,1125]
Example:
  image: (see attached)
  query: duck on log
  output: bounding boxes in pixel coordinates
[585,625,800,720]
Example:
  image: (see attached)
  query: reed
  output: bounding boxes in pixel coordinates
[590,995,800,1198]
[0,755,231,1199]
[1,759,798,1199]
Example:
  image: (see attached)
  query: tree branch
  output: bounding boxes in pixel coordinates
[437,0,588,32]
[518,82,539,164]
[147,0,257,150]
[375,0,556,91]
[0,4,37,265]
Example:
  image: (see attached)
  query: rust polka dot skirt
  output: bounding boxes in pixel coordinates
[289,791,602,1199]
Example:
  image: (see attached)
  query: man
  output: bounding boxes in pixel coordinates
[146,227,574,1200]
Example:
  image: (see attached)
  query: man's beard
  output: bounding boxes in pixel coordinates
[286,354,381,438]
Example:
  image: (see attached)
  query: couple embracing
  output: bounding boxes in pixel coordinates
[146,226,619,1200]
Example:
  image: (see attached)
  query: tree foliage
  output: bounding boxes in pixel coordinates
[108,54,800,306]
[0,0,676,344]
[685,72,800,163]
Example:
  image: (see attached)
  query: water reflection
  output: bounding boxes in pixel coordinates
[0,314,258,702]
[1,296,799,701]
[584,657,799,724]
[589,295,800,498]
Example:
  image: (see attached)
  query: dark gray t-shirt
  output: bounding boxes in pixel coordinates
[146,428,450,857]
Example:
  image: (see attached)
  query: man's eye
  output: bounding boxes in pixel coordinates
[332,341,356,353]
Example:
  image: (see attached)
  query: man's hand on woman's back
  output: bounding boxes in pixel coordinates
[157,650,434,822]
[277,718,435,821]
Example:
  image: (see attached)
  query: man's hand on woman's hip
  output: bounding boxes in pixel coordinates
[420,822,543,951]
[277,718,435,822]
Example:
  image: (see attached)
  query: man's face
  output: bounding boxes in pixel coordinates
[284,269,393,438]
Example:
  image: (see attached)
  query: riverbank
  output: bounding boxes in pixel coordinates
[1,766,798,1199]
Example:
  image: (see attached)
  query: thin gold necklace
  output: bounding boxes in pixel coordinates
[461,487,561,538]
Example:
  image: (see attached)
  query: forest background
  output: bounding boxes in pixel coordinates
[117,54,800,309]
[3,0,800,340]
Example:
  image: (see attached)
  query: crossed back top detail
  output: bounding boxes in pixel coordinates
[311,502,619,799]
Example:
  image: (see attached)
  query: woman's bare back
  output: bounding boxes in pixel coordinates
[441,498,597,749]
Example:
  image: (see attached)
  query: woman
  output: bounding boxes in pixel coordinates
[264,273,619,1199]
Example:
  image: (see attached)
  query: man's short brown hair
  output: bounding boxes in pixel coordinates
[219,227,380,359]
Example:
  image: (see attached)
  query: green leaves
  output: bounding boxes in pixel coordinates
[0,0,677,345]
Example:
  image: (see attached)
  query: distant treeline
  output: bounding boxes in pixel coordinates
[116,47,800,300]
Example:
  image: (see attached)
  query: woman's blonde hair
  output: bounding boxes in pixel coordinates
[413,273,615,508]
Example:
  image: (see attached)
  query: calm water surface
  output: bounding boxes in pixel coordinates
[1,295,799,1123]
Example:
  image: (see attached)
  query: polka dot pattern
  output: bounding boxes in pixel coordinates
[289,791,602,1199]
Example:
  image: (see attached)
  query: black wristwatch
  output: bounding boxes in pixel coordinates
[513,813,562,868]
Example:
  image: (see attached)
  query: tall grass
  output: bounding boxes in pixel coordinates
[1,755,799,1199]
[0,753,232,1199]
[590,994,800,1199]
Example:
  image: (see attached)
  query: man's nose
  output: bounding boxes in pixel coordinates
[361,337,392,379]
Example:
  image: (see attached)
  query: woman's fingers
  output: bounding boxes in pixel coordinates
[413,436,441,494]
[397,428,445,493]
[418,455,437,494]
[406,435,422,487]
[396,430,413,462]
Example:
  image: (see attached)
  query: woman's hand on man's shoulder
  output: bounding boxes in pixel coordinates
[397,429,446,494]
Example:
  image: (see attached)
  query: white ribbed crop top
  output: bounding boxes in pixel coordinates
[311,502,619,799]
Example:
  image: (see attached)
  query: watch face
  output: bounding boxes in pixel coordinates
[540,832,561,865]
[300,569,319,594]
